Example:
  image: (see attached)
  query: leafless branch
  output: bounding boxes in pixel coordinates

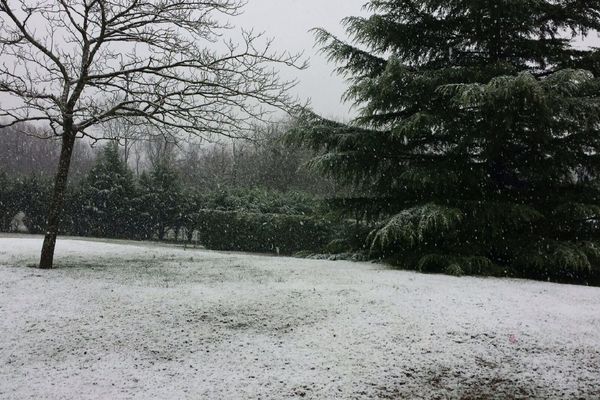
[0,0,307,140]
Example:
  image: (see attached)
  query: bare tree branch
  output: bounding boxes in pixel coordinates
[0,0,307,268]
[1,0,306,137]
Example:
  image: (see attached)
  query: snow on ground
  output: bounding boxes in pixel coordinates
[0,235,599,399]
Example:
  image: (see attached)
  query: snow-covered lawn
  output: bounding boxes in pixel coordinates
[0,235,599,399]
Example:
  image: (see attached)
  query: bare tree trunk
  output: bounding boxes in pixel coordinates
[39,130,76,269]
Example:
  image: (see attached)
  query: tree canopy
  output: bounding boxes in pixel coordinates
[292,0,600,283]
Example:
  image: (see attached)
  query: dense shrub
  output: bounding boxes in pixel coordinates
[0,173,50,233]
[195,210,332,254]
[197,188,321,216]
[0,171,12,231]
[1,162,331,255]
[326,221,372,253]
[136,163,183,240]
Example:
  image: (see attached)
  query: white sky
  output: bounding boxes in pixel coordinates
[233,0,367,120]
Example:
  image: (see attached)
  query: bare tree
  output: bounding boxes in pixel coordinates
[0,124,96,179]
[144,135,179,169]
[0,0,305,268]
[101,118,138,164]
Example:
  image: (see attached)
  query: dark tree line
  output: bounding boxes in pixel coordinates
[1,136,329,243]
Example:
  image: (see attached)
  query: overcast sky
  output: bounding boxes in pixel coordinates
[233,0,367,120]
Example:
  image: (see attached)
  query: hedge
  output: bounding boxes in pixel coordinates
[195,210,332,254]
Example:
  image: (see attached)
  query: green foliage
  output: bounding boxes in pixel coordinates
[137,162,183,240]
[197,188,321,216]
[80,143,137,238]
[325,220,373,254]
[445,264,465,277]
[516,241,600,282]
[1,147,335,256]
[0,170,9,230]
[195,210,332,254]
[0,173,50,233]
[417,254,496,276]
[16,176,50,234]
[291,0,600,284]
[371,204,463,250]
[1,156,333,256]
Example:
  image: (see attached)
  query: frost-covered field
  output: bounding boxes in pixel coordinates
[0,236,599,399]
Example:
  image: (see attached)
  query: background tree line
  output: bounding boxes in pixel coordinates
[0,121,346,254]
[0,121,334,193]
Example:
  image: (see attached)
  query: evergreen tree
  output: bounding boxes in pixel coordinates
[138,161,183,240]
[293,0,600,283]
[179,188,204,243]
[0,174,50,234]
[62,184,88,237]
[0,170,13,231]
[134,171,157,240]
[16,175,50,234]
[81,143,136,238]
